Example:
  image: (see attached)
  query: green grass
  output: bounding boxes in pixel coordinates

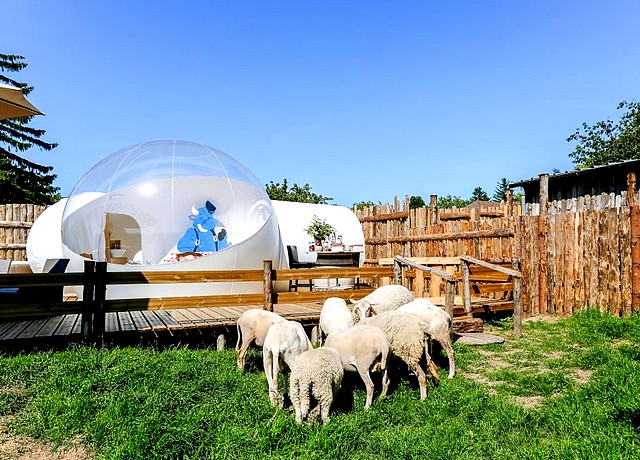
[1,309,640,459]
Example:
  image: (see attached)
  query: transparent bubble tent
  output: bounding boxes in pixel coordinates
[58,140,284,297]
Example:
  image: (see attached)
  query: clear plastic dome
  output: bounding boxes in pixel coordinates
[61,140,277,267]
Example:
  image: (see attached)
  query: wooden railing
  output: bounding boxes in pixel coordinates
[0,261,393,342]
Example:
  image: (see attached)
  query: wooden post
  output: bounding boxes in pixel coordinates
[93,262,107,346]
[81,260,95,341]
[263,260,273,311]
[394,259,402,285]
[429,195,438,226]
[462,260,471,314]
[538,173,549,314]
[628,173,640,312]
[512,260,523,337]
[506,189,513,218]
[444,279,455,318]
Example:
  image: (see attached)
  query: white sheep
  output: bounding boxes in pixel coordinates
[319,297,354,343]
[262,320,313,407]
[351,284,414,323]
[324,325,390,409]
[236,309,286,370]
[359,311,440,400]
[290,347,344,425]
[397,298,456,379]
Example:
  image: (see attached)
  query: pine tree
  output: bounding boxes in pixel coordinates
[1,53,59,204]
[493,178,510,202]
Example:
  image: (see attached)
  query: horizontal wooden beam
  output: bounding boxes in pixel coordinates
[460,255,521,278]
[367,228,514,244]
[0,221,32,229]
[358,210,409,222]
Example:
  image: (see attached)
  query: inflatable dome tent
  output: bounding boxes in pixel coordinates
[57,140,284,298]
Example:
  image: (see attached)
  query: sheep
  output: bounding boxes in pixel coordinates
[397,298,456,379]
[290,346,344,425]
[324,325,390,409]
[319,297,354,343]
[262,320,313,407]
[351,284,414,323]
[236,309,286,370]
[359,311,440,400]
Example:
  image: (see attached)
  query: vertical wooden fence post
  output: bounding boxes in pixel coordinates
[444,279,455,319]
[81,260,95,341]
[93,262,107,346]
[263,260,273,311]
[512,259,523,337]
[429,195,438,226]
[628,172,640,312]
[538,173,549,315]
[393,258,402,285]
[462,260,471,314]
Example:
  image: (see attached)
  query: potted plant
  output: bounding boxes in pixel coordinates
[304,215,336,251]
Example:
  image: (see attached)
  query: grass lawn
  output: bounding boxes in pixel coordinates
[1,309,640,459]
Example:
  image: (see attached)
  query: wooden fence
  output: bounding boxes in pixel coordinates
[0,204,47,261]
[355,176,640,317]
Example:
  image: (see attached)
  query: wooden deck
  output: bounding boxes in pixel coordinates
[0,294,513,349]
[0,302,325,347]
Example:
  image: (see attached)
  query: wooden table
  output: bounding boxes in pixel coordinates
[314,251,361,289]
[314,251,360,267]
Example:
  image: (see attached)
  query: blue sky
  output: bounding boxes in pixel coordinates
[3,0,639,206]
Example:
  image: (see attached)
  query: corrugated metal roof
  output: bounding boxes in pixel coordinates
[509,159,640,188]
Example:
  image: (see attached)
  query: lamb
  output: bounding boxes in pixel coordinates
[262,320,313,407]
[319,297,354,343]
[359,311,440,400]
[235,309,286,370]
[290,346,344,425]
[324,325,390,409]
[398,298,456,379]
[351,284,414,323]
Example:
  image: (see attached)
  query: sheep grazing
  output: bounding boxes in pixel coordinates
[290,347,344,425]
[262,320,312,407]
[360,311,439,400]
[351,284,414,323]
[397,298,456,379]
[319,297,354,343]
[325,325,390,409]
[235,309,286,370]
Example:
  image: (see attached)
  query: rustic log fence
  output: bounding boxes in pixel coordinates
[0,204,47,261]
[355,174,640,318]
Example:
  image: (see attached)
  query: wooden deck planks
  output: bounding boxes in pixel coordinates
[0,299,510,344]
[55,314,80,336]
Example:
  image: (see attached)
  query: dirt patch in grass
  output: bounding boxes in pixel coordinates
[0,418,91,460]
[510,395,544,409]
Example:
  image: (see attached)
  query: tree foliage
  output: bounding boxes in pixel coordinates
[567,100,640,169]
[470,186,490,202]
[409,195,425,209]
[437,194,470,209]
[1,53,59,204]
[352,200,380,210]
[493,178,510,202]
[265,178,332,204]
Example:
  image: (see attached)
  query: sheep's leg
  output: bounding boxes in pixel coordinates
[237,334,255,369]
[423,344,441,386]
[380,367,390,398]
[358,367,375,409]
[411,364,428,400]
[317,388,333,424]
[438,336,456,379]
[263,349,280,407]
[298,383,311,424]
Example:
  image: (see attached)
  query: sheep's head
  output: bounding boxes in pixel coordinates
[350,299,375,323]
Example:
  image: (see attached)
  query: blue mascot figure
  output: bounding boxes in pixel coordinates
[177,200,228,252]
